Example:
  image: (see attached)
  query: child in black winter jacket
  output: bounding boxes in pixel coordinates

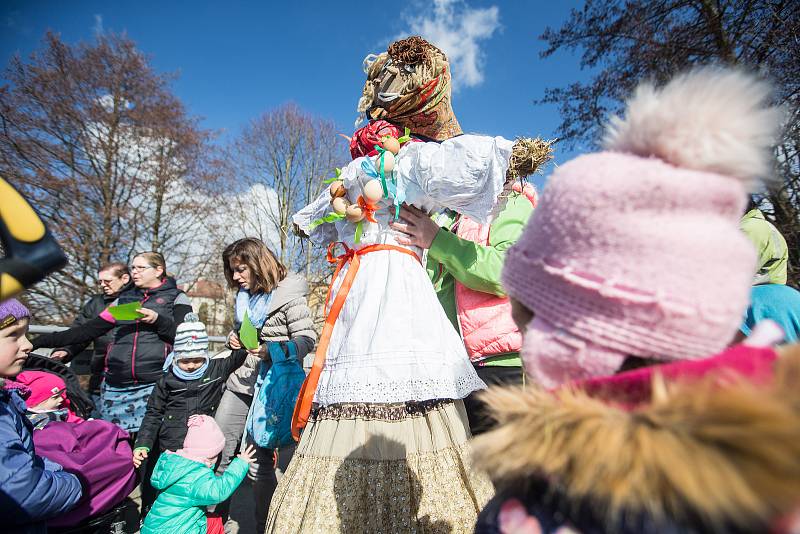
[132,314,259,466]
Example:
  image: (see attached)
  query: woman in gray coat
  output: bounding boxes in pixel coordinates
[214,238,316,532]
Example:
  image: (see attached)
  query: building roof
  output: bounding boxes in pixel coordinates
[182,279,226,299]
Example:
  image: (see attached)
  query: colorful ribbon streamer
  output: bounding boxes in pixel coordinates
[354,220,363,243]
[398,127,411,144]
[322,167,342,185]
[357,196,379,223]
[309,212,345,230]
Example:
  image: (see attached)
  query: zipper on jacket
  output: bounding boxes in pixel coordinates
[132,288,154,384]
[453,214,493,366]
[131,322,139,384]
[104,341,113,378]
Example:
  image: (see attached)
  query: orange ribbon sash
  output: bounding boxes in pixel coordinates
[291,242,421,440]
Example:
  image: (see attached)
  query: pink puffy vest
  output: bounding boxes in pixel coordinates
[454,183,538,363]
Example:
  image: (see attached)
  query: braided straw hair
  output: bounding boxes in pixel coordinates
[387,36,445,68]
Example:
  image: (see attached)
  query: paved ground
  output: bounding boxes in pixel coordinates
[226,481,257,534]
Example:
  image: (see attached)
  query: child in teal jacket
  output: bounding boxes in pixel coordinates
[141,414,254,534]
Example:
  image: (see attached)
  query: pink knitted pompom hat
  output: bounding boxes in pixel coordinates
[175,414,226,466]
[502,68,781,388]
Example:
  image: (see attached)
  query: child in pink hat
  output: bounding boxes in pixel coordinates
[501,67,782,388]
[142,414,255,534]
[469,68,800,534]
[16,370,83,425]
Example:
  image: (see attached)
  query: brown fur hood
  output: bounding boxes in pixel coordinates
[473,345,800,531]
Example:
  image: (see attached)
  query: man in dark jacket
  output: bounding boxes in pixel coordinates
[49,262,131,399]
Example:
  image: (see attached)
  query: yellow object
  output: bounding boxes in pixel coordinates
[0,179,46,242]
[740,208,789,285]
[0,273,24,301]
[331,197,348,215]
[381,136,400,155]
[0,177,68,300]
[345,204,364,222]
[375,151,395,173]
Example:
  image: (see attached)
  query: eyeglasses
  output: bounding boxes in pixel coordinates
[129,265,154,273]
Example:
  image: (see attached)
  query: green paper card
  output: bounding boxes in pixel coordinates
[108,301,144,320]
[239,311,259,350]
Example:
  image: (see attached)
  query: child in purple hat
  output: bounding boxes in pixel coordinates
[0,298,83,533]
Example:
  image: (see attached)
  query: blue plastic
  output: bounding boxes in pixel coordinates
[245,341,305,449]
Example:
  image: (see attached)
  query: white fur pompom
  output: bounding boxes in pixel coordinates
[603,68,781,188]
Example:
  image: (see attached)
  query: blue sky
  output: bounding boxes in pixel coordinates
[1,0,593,186]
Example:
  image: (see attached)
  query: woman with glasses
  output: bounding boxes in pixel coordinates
[32,251,193,434]
[47,262,132,414]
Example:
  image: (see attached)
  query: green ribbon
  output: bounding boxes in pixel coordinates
[398,127,412,144]
[322,167,342,185]
[374,145,389,197]
[354,220,363,243]
[309,212,345,230]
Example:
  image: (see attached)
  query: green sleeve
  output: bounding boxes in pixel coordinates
[740,217,771,267]
[427,194,534,296]
[187,457,249,505]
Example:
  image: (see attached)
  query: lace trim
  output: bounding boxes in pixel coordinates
[314,374,485,406]
[310,399,453,422]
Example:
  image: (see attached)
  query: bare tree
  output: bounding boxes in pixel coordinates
[539,0,800,286]
[128,126,225,285]
[0,32,218,320]
[225,103,345,325]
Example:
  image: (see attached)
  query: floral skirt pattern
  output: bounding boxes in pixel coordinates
[266,399,494,534]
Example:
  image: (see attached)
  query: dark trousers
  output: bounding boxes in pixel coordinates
[129,432,159,517]
[463,365,524,436]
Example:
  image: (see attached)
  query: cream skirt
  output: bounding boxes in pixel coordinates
[266,399,493,533]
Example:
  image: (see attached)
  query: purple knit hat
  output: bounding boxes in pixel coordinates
[0,298,30,329]
[502,68,781,388]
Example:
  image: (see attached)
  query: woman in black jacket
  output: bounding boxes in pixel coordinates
[32,251,193,433]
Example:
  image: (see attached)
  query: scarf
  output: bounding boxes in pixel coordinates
[235,289,273,330]
[357,37,462,142]
[2,378,30,399]
[163,352,210,381]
